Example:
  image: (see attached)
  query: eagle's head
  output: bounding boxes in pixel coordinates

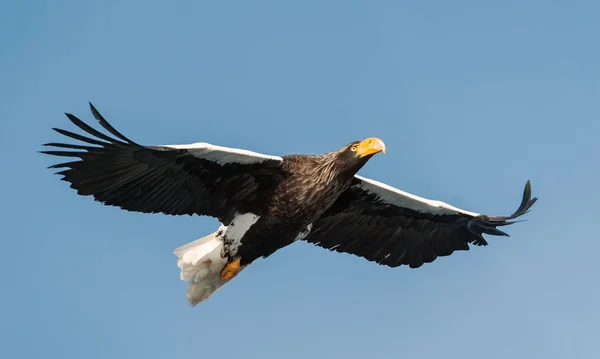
[334,137,386,177]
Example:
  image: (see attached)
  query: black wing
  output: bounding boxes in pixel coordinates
[302,175,537,268]
[41,103,286,223]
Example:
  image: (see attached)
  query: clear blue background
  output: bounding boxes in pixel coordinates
[1,1,598,358]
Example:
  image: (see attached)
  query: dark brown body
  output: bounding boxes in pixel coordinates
[236,153,367,265]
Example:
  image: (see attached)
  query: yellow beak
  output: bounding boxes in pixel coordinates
[355,137,386,158]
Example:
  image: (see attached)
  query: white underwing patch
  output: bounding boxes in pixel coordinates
[354,175,480,217]
[163,142,283,165]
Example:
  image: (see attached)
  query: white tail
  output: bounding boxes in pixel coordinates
[174,229,245,306]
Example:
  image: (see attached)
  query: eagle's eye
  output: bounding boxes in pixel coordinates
[350,145,357,152]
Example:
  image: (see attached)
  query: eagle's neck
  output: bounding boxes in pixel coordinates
[310,155,346,184]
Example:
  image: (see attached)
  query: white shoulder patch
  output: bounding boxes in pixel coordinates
[354,175,480,217]
[219,212,261,257]
[163,142,283,165]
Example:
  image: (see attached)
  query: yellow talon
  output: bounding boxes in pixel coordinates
[221,258,241,281]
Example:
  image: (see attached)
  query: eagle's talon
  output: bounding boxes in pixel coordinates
[221,258,241,281]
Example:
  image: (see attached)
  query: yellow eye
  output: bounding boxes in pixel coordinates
[351,146,357,151]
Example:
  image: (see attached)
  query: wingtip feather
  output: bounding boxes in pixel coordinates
[87,102,141,146]
[88,102,99,117]
[468,179,537,241]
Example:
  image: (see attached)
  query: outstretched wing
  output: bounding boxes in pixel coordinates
[302,175,537,268]
[41,103,286,223]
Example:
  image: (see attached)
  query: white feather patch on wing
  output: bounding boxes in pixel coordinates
[354,175,480,217]
[163,142,283,165]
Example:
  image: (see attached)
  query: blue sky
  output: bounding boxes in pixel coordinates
[1,1,599,358]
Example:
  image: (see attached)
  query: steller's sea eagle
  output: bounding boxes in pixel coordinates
[42,103,537,306]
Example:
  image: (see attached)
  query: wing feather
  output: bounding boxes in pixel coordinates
[41,103,286,222]
[303,176,537,268]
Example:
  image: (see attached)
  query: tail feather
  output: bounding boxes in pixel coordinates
[174,229,231,306]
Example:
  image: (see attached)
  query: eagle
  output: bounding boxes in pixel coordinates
[42,103,537,306]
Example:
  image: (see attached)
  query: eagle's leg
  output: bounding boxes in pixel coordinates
[221,257,242,281]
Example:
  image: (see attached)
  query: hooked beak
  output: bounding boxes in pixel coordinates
[355,137,386,158]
